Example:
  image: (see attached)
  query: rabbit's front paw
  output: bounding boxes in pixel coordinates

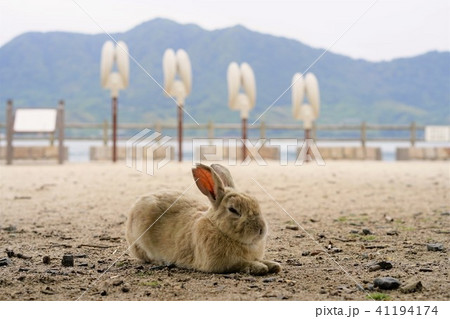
[247,261,269,276]
[262,260,281,273]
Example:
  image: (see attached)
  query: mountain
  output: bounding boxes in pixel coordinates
[0,18,449,128]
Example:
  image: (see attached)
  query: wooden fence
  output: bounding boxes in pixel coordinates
[0,121,423,147]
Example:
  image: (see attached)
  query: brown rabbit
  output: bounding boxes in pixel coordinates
[126,163,281,275]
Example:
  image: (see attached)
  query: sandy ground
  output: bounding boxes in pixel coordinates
[0,161,449,301]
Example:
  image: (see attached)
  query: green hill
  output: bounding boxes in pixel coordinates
[0,18,449,126]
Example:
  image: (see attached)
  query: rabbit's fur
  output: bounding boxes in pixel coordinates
[126,163,281,275]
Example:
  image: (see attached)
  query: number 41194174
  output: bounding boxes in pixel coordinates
[376,306,438,316]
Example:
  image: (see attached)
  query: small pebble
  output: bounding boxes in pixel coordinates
[0,257,12,266]
[121,284,130,293]
[441,211,450,216]
[43,256,51,264]
[419,268,433,272]
[369,265,381,271]
[3,225,17,232]
[386,230,398,236]
[350,230,359,234]
[100,290,107,296]
[286,280,296,286]
[401,280,423,293]
[112,279,124,286]
[61,255,74,267]
[367,261,393,272]
[262,277,276,283]
[301,251,310,256]
[374,277,401,290]
[16,253,31,260]
[362,229,372,235]
[427,243,444,252]
[6,249,15,258]
[286,225,299,231]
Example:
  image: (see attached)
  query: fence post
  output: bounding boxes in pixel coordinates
[361,121,367,159]
[102,120,108,146]
[208,120,214,139]
[260,121,266,139]
[155,120,162,133]
[6,99,13,165]
[155,120,162,142]
[57,100,65,164]
[410,121,416,147]
[312,121,317,140]
[49,132,55,146]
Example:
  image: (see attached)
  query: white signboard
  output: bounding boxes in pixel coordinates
[425,126,450,142]
[14,109,57,133]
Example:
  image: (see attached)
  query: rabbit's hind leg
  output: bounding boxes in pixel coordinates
[129,243,152,263]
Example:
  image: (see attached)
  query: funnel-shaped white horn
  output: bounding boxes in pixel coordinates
[163,49,176,94]
[305,73,320,118]
[291,73,305,119]
[240,62,256,108]
[100,41,115,87]
[116,41,129,88]
[176,49,192,96]
[227,62,241,109]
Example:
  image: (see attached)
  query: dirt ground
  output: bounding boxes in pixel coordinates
[0,161,449,301]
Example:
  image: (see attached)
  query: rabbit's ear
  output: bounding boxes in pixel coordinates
[211,164,235,188]
[192,164,225,205]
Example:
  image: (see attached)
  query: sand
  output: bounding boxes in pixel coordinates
[0,161,449,300]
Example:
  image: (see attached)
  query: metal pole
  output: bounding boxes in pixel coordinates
[305,128,311,140]
[242,118,247,160]
[305,128,311,162]
[178,103,183,162]
[6,99,13,165]
[112,96,118,162]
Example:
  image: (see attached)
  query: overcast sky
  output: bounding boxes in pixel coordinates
[0,0,449,61]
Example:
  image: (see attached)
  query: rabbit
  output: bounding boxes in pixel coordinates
[126,163,281,275]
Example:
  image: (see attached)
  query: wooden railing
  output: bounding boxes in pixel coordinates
[0,121,424,146]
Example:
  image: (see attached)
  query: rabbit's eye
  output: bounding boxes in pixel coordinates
[228,207,240,216]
